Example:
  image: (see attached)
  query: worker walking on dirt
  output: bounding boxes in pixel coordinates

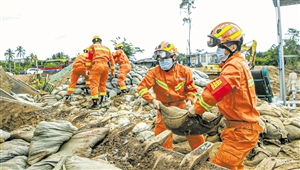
[137,41,205,150]
[65,48,90,101]
[112,43,132,94]
[188,22,263,170]
[86,35,115,109]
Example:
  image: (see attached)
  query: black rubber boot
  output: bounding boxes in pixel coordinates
[88,99,99,109]
[120,89,127,96]
[83,87,90,95]
[100,96,106,104]
[65,94,71,101]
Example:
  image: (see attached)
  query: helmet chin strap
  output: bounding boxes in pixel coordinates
[222,45,237,61]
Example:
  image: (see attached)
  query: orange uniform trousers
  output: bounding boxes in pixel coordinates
[89,62,109,99]
[155,101,205,150]
[67,64,89,95]
[212,128,259,170]
[118,63,131,90]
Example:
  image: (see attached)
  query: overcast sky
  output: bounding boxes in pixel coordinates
[1,0,299,61]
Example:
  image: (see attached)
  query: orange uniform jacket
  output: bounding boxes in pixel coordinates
[85,43,115,71]
[113,50,130,65]
[74,53,87,68]
[194,52,260,123]
[137,63,197,104]
[67,53,90,94]
[137,63,205,150]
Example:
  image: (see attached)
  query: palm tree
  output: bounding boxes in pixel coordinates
[29,53,35,62]
[4,48,15,72]
[15,46,26,66]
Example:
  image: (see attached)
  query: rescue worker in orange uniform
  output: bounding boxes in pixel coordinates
[137,41,205,150]
[112,43,132,94]
[65,48,90,100]
[86,35,115,109]
[188,22,263,170]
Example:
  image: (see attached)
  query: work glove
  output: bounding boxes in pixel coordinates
[184,100,192,110]
[152,99,161,110]
[187,106,197,117]
[86,70,90,77]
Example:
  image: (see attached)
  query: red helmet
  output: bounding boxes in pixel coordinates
[207,22,243,47]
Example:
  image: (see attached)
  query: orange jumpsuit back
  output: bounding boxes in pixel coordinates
[194,53,261,170]
[113,50,131,91]
[137,63,205,150]
[67,53,90,95]
[86,43,115,99]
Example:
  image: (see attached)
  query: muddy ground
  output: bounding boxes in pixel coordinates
[6,65,299,170]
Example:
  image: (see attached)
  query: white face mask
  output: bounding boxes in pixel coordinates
[216,47,229,62]
[159,58,173,70]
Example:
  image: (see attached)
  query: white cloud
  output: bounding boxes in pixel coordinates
[1,0,299,61]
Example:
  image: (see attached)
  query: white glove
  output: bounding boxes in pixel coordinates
[187,106,196,117]
[184,100,192,110]
[86,70,90,76]
[152,99,161,110]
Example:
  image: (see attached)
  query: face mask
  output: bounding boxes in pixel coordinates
[216,47,229,62]
[159,58,173,71]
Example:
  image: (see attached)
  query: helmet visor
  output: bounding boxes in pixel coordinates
[207,35,221,47]
[153,50,172,60]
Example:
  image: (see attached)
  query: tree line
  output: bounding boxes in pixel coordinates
[1,28,299,74]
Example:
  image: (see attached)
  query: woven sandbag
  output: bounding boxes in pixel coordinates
[159,103,223,136]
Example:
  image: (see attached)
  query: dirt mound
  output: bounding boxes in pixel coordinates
[253,66,295,96]
[13,74,33,85]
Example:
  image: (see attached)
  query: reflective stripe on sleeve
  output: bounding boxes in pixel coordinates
[138,88,149,97]
[248,78,254,87]
[197,95,213,111]
[175,81,185,91]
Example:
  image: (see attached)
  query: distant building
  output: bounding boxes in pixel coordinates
[185,52,217,67]
[199,52,217,66]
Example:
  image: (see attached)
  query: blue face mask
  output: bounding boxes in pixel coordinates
[159,58,173,70]
[216,47,229,62]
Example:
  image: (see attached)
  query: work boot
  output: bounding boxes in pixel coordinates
[65,94,71,101]
[100,96,107,104]
[83,87,90,95]
[88,99,99,109]
[120,89,127,96]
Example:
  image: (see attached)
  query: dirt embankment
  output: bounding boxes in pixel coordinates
[253,66,295,96]
[12,74,34,85]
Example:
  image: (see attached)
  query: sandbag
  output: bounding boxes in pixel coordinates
[159,103,223,136]
[0,156,28,170]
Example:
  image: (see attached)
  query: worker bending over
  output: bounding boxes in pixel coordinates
[65,48,90,101]
[137,41,205,150]
[112,43,132,94]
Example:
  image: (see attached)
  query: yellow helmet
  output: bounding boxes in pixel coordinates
[83,47,89,53]
[114,43,124,50]
[92,35,102,43]
[153,41,177,60]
